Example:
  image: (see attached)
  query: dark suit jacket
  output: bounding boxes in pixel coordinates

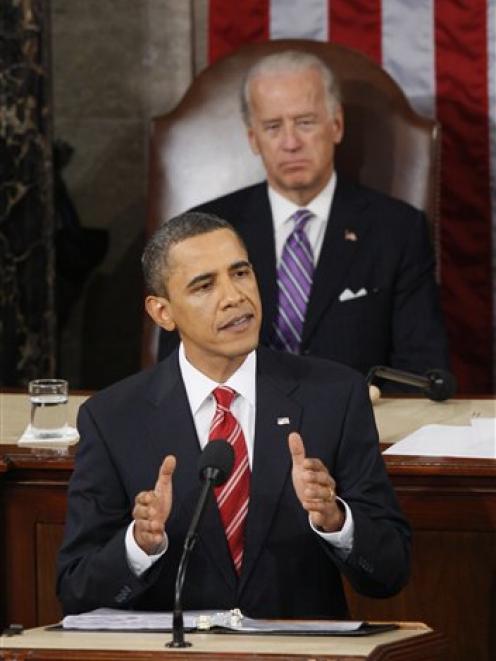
[57,348,410,618]
[159,179,449,379]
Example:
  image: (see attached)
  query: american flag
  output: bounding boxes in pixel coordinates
[205,0,496,394]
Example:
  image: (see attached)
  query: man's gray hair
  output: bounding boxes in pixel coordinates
[241,50,342,125]
[142,211,243,297]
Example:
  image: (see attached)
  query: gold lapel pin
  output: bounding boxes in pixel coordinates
[344,229,358,241]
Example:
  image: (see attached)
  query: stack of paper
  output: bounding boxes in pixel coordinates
[61,607,365,634]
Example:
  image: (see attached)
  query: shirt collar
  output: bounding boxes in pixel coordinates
[178,343,257,415]
[268,171,337,230]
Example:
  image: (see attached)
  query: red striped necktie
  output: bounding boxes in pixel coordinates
[209,386,250,574]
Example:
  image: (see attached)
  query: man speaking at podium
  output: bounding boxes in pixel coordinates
[57,212,410,618]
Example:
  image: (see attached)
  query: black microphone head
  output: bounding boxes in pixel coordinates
[425,369,457,401]
[198,439,234,486]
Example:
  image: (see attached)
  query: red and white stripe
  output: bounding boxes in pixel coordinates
[210,386,250,573]
[207,0,496,393]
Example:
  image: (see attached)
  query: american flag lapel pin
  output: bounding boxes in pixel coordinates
[277,417,290,426]
[344,229,358,241]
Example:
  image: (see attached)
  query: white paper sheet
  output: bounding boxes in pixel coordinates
[383,417,496,458]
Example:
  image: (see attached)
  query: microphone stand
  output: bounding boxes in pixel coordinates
[166,467,218,648]
[366,366,456,401]
[367,366,431,389]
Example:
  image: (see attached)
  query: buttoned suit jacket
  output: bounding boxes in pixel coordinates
[57,347,410,617]
[158,178,449,378]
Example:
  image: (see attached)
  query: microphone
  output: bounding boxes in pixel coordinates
[167,439,234,648]
[366,366,457,401]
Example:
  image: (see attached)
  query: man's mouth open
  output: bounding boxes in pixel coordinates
[219,314,254,332]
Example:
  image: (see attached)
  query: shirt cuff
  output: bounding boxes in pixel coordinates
[309,497,354,558]
[125,522,168,577]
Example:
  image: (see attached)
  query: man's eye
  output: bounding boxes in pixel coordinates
[264,123,280,132]
[235,268,250,278]
[193,281,212,293]
[297,118,315,127]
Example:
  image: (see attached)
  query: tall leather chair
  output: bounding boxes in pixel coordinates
[144,39,440,366]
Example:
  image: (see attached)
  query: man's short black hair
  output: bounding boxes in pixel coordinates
[142,211,246,297]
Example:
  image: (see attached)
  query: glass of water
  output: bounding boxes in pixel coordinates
[29,379,69,438]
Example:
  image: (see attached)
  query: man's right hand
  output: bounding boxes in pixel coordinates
[132,455,176,555]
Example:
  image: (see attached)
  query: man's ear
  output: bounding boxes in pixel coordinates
[332,106,344,145]
[145,295,176,332]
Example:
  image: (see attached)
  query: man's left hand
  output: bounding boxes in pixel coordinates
[288,432,345,532]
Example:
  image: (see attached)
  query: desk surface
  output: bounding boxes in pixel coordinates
[1,391,494,447]
[0,393,89,446]
[0,623,446,660]
[372,396,495,444]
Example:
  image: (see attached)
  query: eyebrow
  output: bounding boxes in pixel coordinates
[187,272,214,289]
[262,111,317,122]
[230,259,252,271]
[186,260,252,289]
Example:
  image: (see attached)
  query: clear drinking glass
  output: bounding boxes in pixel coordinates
[28,379,69,438]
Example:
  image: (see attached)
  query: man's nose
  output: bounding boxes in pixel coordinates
[220,277,244,305]
[280,124,301,150]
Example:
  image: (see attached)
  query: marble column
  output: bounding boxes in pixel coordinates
[0,0,55,386]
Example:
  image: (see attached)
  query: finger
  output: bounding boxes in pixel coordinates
[298,460,334,487]
[288,432,306,467]
[301,456,326,470]
[134,525,165,548]
[303,483,335,502]
[132,500,161,522]
[301,487,339,518]
[154,455,176,496]
[135,490,155,506]
[301,469,335,489]
[135,516,164,535]
[302,500,334,514]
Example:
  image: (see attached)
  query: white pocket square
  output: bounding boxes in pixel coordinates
[338,287,368,302]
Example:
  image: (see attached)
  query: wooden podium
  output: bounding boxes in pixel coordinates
[0,394,494,661]
[0,623,446,661]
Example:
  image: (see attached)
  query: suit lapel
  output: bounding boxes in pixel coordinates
[302,179,373,345]
[238,349,302,595]
[236,184,278,342]
[143,353,236,591]
[143,352,194,461]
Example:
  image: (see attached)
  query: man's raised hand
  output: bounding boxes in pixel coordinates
[132,455,176,555]
[288,432,344,532]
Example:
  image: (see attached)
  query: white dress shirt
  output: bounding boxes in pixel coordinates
[126,341,353,576]
[269,172,337,266]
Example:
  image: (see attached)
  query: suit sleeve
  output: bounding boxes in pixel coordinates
[389,209,449,374]
[326,377,411,597]
[56,403,163,614]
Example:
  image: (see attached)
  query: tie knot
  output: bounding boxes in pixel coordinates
[213,385,236,409]
[291,208,313,232]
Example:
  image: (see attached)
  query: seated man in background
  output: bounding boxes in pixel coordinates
[158,50,449,384]
[57,211,411,617]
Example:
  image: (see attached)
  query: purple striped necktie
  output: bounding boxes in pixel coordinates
[209,386,250,574]
[271,209,315,354]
